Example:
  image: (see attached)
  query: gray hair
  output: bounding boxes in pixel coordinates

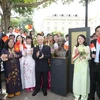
[36,35,44,41]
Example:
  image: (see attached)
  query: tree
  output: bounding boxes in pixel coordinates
[0,0,55,33]
[10,18,19,28]
[18,14,33,30]
[0,0,96,33]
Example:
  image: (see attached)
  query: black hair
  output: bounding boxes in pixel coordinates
[4,38,14,50]
[9,34,15,38]
[26,36,34,48]
[47,33,51,37]
[53,34,59,37]
[92,33,96,36]
[90,35,93,38]
[65,34,69,37]
[76,34,87,47]
[29,31,34,38]
[16,35,23,43]
[29,31,34,35]
[8,26,13,30]
[95,25,100,32]
[37,33,42,36]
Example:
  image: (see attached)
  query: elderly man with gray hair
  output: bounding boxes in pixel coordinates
[32,35,51,96]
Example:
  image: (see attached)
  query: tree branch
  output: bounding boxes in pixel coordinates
[13,0,53,8]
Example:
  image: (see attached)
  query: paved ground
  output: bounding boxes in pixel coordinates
[1,88,100,100]
[0,82,99,100]
[0,81,74,100]
[1,89,74,100]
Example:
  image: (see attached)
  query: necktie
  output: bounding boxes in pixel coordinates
[39,45,42,51]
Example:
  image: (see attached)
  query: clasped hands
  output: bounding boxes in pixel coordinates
[36,51,44,59]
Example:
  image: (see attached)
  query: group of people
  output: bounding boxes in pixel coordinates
[0,26,68,98]
[0,33,37,97]
[72,25,100,100]
[0,25,100,100]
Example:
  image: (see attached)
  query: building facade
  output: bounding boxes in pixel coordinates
[42,14,100,35]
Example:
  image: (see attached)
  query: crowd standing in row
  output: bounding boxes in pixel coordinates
[0,26,68,98]
[0,25,100,100]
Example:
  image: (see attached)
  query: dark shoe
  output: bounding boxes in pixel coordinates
[32,90,39,96]
[88,97,95,100]
[43,91,47,96]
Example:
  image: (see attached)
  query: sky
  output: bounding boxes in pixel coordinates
[33,0,100,32]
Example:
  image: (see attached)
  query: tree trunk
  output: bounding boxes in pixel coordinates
[1,0,11,34]
[1,16,4,31]
[2,13,10,34]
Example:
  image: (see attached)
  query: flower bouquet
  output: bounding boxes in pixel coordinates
[72,48,87,61]
[79,50,87,60]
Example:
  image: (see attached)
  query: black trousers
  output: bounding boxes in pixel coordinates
[35,71,48,92]
[90,62,100,100]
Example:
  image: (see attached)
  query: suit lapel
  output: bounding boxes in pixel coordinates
[42,45,44,52]
[37,45,39,51]
[42,45,46,53]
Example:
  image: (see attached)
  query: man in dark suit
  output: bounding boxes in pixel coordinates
[32,35,51,96]
[89,25,100,100]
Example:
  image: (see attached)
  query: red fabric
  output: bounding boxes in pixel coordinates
[28,24,32,29]
[14,45,20,52]
[90,43,95,48]
[2,35,9,42]
[72,52,80,61]
[23,43,27,49]
[14,41,20,52]
[16,41,20,45]
[14,29,19,33]
[64,44,69,50]
[97,37,100,44]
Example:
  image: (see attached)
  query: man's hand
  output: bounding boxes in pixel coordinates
[39,53,44,59]
[36,51,40,58]
[92,54,96,58]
